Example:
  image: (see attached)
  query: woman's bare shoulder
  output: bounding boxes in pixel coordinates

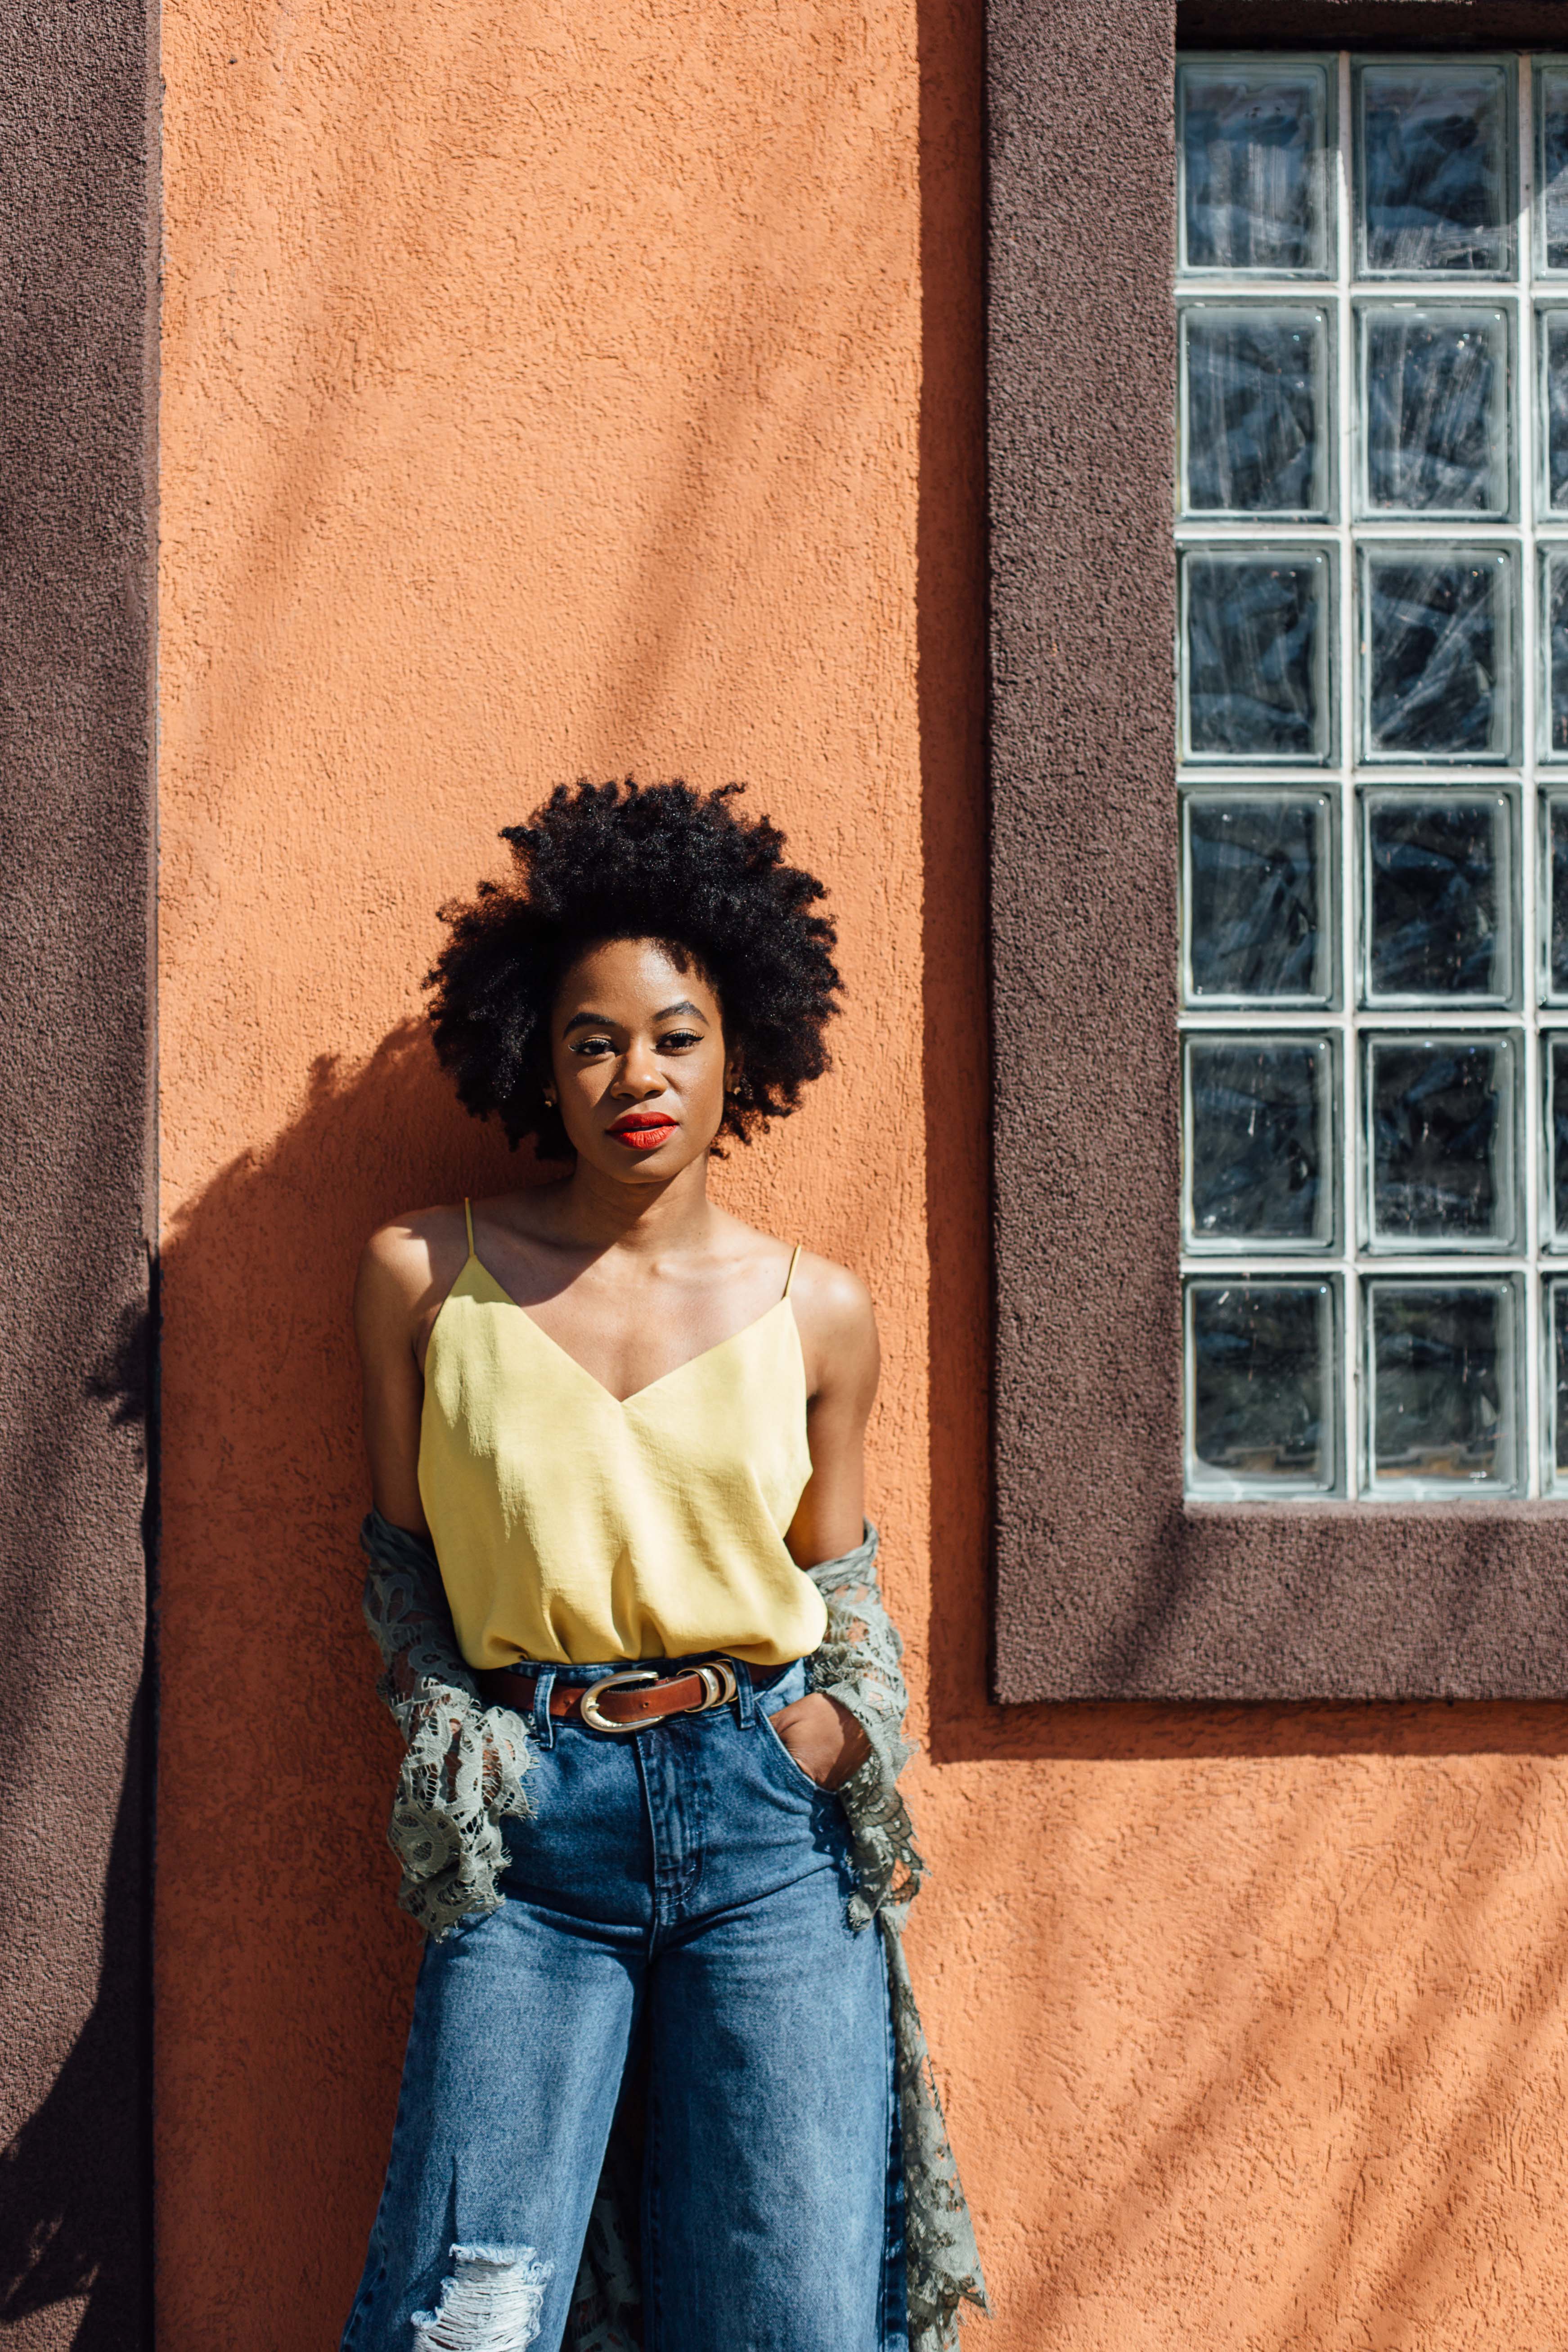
[787,1247,876,1336]
[358,1203,469,1307]
[786,1246,879,1408]
[716,1212,878,1377]
[708,1211,873,1328]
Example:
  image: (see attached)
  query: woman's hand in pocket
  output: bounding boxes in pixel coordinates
[768,1692,872,1790]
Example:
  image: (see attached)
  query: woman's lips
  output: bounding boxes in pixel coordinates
[609,1116,677,1152]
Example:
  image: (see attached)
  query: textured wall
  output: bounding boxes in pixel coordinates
[157,0,1568,2346]
[0,0,155,2346]
[156,0,939,2339]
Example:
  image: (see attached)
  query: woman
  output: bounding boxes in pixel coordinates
[343,780,986,2352]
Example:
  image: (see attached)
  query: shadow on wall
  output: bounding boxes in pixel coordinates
[911,0,992,1766]
[153,1023,545,2336]
[0,1680,153,2351]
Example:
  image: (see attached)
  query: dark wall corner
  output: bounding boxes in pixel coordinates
[0,0,158,2341]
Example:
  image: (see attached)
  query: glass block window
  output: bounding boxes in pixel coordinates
[1177,53,1568,1499]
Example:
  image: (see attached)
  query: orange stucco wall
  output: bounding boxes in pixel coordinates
[155,0,1568,2345]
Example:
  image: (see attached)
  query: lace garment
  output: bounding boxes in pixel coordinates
[359,1513,536,1936]
[359,1511,990,2352]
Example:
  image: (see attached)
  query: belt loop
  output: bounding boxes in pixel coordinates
[732,1657,756,1729]
[531,1666,558,1749]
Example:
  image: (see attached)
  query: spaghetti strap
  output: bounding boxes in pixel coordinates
[463,1197,476,1258]
[782,1244,801,1299]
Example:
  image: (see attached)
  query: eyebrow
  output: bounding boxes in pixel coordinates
[561,1000,707,1034]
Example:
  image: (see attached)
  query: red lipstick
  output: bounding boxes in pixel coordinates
[609,1112,678,1152]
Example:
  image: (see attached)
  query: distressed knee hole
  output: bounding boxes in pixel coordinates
[411,2244,553,2351]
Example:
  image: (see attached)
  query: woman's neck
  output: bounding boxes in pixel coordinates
[525,1152,719,1260]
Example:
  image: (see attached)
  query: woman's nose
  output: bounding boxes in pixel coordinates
[612,1048,663,1097]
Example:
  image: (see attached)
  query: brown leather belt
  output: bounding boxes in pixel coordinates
[477,1659,759,1736]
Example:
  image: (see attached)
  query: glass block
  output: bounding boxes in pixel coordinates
[1365,1279,1520,1493]
[1543,551,1568,759]
[1537,310,1568,513]
[1552,1046,1568,1250]
[1184,1034,1336,1250]
[1183,548,1331,762]
[1545,797,1568,997]
[1365,1032,1519,1248]
[1179,62,1332,277]
[1546,1036,1568,1246]
[1356,63,1514,279]
[1181,306,1331,516]
[1546,1278,1568,1486]
[1186,1278,1339,1496]
[1538,66,1568,275]
[1359,305,1510,517]
[1182,792,1334,1003]
[1362,791,1515,1005]
[1361,546,1515,762]
[1551,1040,1568,1239]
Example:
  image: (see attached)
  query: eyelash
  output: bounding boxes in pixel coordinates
[568,1030,704,1059]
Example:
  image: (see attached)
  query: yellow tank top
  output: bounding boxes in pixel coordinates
[417,1203,828,1670]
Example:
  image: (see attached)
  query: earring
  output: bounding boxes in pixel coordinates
[544,1088,557,1107]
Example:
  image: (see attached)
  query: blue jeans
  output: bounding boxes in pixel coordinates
[341,1659,907,2352]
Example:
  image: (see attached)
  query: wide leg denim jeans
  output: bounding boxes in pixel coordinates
[341,1660,907,2352]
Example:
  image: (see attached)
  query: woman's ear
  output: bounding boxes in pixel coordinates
[723,1047,743,1097]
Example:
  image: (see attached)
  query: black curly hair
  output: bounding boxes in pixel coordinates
[426,779,842,1160]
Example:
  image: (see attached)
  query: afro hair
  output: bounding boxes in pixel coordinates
[425,778,842,1160]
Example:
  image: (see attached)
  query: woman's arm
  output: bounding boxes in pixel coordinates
[353,1214,456,1534]
[773,1255,881,1785]
[786,1255,881,1566]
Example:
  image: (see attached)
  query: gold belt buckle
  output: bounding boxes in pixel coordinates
[577,1668,660,1734]
[576,1660,739,1733]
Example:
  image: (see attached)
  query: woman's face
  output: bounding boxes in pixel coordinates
[548,937,734,1184]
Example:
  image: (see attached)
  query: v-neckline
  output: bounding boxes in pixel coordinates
[463,1253,798,1409]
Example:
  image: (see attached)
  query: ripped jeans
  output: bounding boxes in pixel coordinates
[340,1659,907,2352]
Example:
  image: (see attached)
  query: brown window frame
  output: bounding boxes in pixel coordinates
[986,0,1568,1701]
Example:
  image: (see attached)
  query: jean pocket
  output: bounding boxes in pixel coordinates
[758,1708,831,1799]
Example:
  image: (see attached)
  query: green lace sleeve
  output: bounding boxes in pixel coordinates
[804,1523,991,2352]
[359,1509,534,1938]
[803,1519,923,1928]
